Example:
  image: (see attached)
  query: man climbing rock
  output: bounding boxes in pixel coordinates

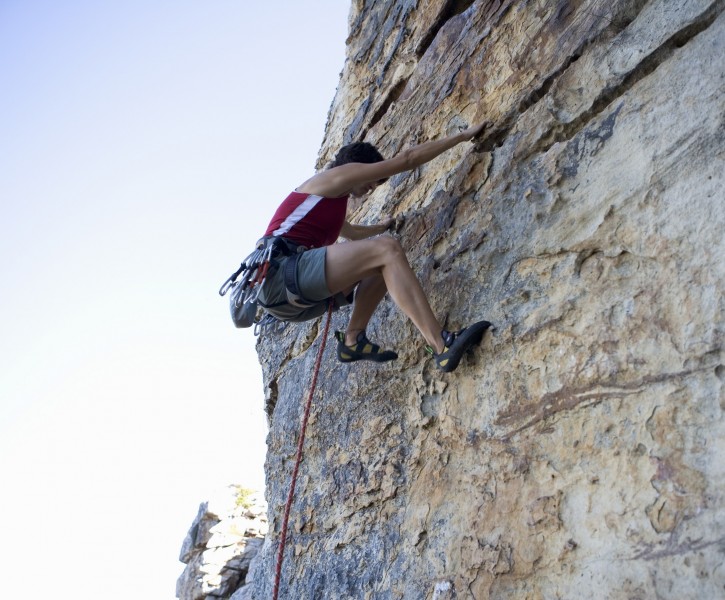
[247,125,491,372]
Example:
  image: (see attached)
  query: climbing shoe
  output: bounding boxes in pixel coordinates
[335,330,398,363]
[426,320,492,373]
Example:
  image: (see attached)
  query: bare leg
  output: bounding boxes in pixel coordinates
[344,274,387,345]
[325,237,445,352]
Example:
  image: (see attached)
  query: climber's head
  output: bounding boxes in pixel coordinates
[331,142,387,197]
[330,142,384,168]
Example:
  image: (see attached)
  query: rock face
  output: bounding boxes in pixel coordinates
[177,486,267,600]
[249,1,725,598]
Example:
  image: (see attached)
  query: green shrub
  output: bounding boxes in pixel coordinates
[235,486,256,509]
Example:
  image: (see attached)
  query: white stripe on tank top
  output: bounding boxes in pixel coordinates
[271,194,324,237]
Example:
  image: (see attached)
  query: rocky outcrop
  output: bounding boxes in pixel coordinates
[177,486,267,600]
[248,1,724,598]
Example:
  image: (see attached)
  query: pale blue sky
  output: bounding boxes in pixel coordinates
[0,1,349,597]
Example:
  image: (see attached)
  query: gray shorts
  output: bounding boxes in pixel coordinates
[257,247,353,322]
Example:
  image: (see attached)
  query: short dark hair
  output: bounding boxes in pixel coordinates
[330,142,384,168]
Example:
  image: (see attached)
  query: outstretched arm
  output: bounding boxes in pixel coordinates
[300,123,488,198]
[388,123,488,174]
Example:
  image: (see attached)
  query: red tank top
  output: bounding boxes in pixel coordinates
[264,191,348,248]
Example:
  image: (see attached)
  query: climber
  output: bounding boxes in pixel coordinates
[254,123,492,373]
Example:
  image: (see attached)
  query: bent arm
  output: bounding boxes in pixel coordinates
[340,218,393,241]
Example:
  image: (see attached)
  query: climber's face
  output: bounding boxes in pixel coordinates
[350,179,384,198]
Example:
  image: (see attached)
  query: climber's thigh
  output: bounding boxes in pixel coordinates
[325,237,401,295]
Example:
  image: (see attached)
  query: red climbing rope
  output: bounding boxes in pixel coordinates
[272,302,334,600]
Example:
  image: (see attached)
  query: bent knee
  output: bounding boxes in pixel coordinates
[376,235,405,260]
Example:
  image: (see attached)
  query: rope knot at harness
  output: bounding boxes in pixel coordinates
[272,300,333,600]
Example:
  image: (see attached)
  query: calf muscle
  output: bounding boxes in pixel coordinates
[325,237,444,351]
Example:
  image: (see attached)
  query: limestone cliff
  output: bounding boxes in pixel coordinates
[250,1,724,598]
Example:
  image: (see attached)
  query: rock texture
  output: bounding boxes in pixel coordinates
[250,1,724,598]
[177,486,267,600]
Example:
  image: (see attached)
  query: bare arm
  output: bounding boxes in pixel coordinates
[339,218,394,241]
[299,123,488,198]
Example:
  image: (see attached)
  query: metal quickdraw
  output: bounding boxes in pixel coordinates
[218,240,274,302]
[244,244,274,304]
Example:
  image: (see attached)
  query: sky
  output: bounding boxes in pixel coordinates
[0,1,349,597]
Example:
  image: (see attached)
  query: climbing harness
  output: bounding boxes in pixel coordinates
[283,252,320,309]
[219,236,317,329]
[272,301,333,600]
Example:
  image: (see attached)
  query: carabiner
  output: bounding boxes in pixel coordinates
[219,276,235,297]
